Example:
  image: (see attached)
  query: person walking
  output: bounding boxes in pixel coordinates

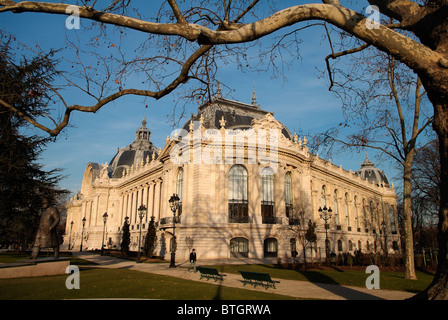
[188,248,197,272]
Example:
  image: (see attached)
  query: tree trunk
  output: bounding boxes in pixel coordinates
[403,158,418,280]
[413,101,448,299]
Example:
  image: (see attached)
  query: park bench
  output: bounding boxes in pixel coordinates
[238,271,280,289]
[196,267,226,282]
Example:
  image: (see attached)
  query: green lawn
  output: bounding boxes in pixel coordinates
[204,264,434,293]
[0,254,434,299]
[0,256,296,300]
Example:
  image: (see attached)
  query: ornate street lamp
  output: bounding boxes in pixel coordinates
[169,194,180,268]
[80,217,86,252]
[68,221,74,250]
[319,205,332,259]
[101,212,108,256]
[136,204,147,263]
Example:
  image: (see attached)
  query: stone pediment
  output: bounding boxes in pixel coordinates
[251,113,293,147]
[251,113,284,131]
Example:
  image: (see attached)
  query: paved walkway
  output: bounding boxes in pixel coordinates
[73,252,415,300]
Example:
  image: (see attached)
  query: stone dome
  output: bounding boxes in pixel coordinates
[109,118,159,178]
[356,154,390,187]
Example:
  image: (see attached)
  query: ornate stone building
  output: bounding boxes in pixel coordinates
[63,89,400,262]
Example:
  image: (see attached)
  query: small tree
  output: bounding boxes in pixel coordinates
[120,217,130,255]
[305,219,318,262]
[289,208,317,268]
[143,216,157,258]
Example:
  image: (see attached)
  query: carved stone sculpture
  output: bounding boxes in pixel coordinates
[29,197,60,259]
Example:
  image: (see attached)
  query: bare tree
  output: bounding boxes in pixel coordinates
[315,47,433,280]
[1,0,448,299]
[288,208,317,267]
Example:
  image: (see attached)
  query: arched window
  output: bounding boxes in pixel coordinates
[354,196,359,229]
[176,168,183,216]
[290,238,297,252]
[285,172,293,218]
[264,238,278,257]
[345,193,350,227]
[230,237,249,258]
[337,240,343,252]
[228,165,248,223]
[261,167,275,224]
[334,190,339,225]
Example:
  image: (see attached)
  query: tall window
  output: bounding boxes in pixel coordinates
[261,167,275,224]
[264,238,278,257]
[290,238,297,252]
[337,240,343,252]
[354,196,359,229]
[228,165,248,223]
[176,168,183,216]
[345,193,350,227]
[285,172,293,218]
[334,190,339,225]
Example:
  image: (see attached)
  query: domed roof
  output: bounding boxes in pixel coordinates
[356,154,390,187]
[109,118,159,178]
[181,86,293,140]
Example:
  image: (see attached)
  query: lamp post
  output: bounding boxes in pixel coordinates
[319,205,332,259]
[101,212,108,256]
[169,194,180,268]
[68,221,74,250]
[80,217,86,252]
[136,204,147,263]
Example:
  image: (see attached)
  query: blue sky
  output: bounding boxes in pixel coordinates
[1,1,399,195]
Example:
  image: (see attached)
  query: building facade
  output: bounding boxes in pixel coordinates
[63,90,400,262]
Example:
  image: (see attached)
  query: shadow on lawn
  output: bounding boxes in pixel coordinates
[248,263,386,300]
[295,269,385,300]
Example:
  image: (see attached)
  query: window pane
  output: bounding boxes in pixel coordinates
[285,172,292,205]
[230,237,249,257]
[229,165,247,201]
[261,168,274,202]
[176,168,183,200]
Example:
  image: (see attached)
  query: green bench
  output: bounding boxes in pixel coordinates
[238,271,280,289]
[196,267,226,282]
